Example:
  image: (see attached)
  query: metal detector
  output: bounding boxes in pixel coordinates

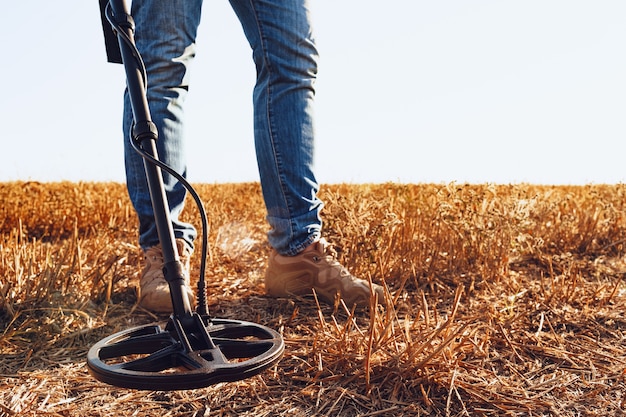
[86,0,284,390]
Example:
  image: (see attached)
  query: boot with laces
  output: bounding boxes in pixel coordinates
[139,239,196,313]
[265,238,384,307]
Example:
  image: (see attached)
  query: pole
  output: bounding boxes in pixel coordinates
[106,0,193,317]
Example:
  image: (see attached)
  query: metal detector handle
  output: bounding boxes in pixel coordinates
[105,0,193,318]
[98,0,122,63]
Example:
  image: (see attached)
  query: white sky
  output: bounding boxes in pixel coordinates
[1,1,625,184]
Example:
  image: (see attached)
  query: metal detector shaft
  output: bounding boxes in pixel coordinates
[107,0,192,317]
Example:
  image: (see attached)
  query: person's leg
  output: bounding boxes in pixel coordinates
[123,0,202,252]
[229,0,384,307]
[229,0,322,257]
[123,0,203,312]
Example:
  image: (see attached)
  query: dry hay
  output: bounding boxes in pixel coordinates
[1,181,626,416]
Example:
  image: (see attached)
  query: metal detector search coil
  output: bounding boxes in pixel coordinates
[87,317,284,390]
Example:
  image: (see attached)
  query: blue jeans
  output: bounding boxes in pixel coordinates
[124,0,322,256]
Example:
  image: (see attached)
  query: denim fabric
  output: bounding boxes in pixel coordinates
[124,0,322,255]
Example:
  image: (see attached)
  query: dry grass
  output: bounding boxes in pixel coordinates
[1,181,625,416]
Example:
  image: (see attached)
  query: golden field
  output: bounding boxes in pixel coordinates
[1,181,625,416]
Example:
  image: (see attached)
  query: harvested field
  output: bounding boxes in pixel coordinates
[1,181,625,416]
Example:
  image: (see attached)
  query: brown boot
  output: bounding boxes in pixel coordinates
[265,239,384,307]
[139,239,196,313]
